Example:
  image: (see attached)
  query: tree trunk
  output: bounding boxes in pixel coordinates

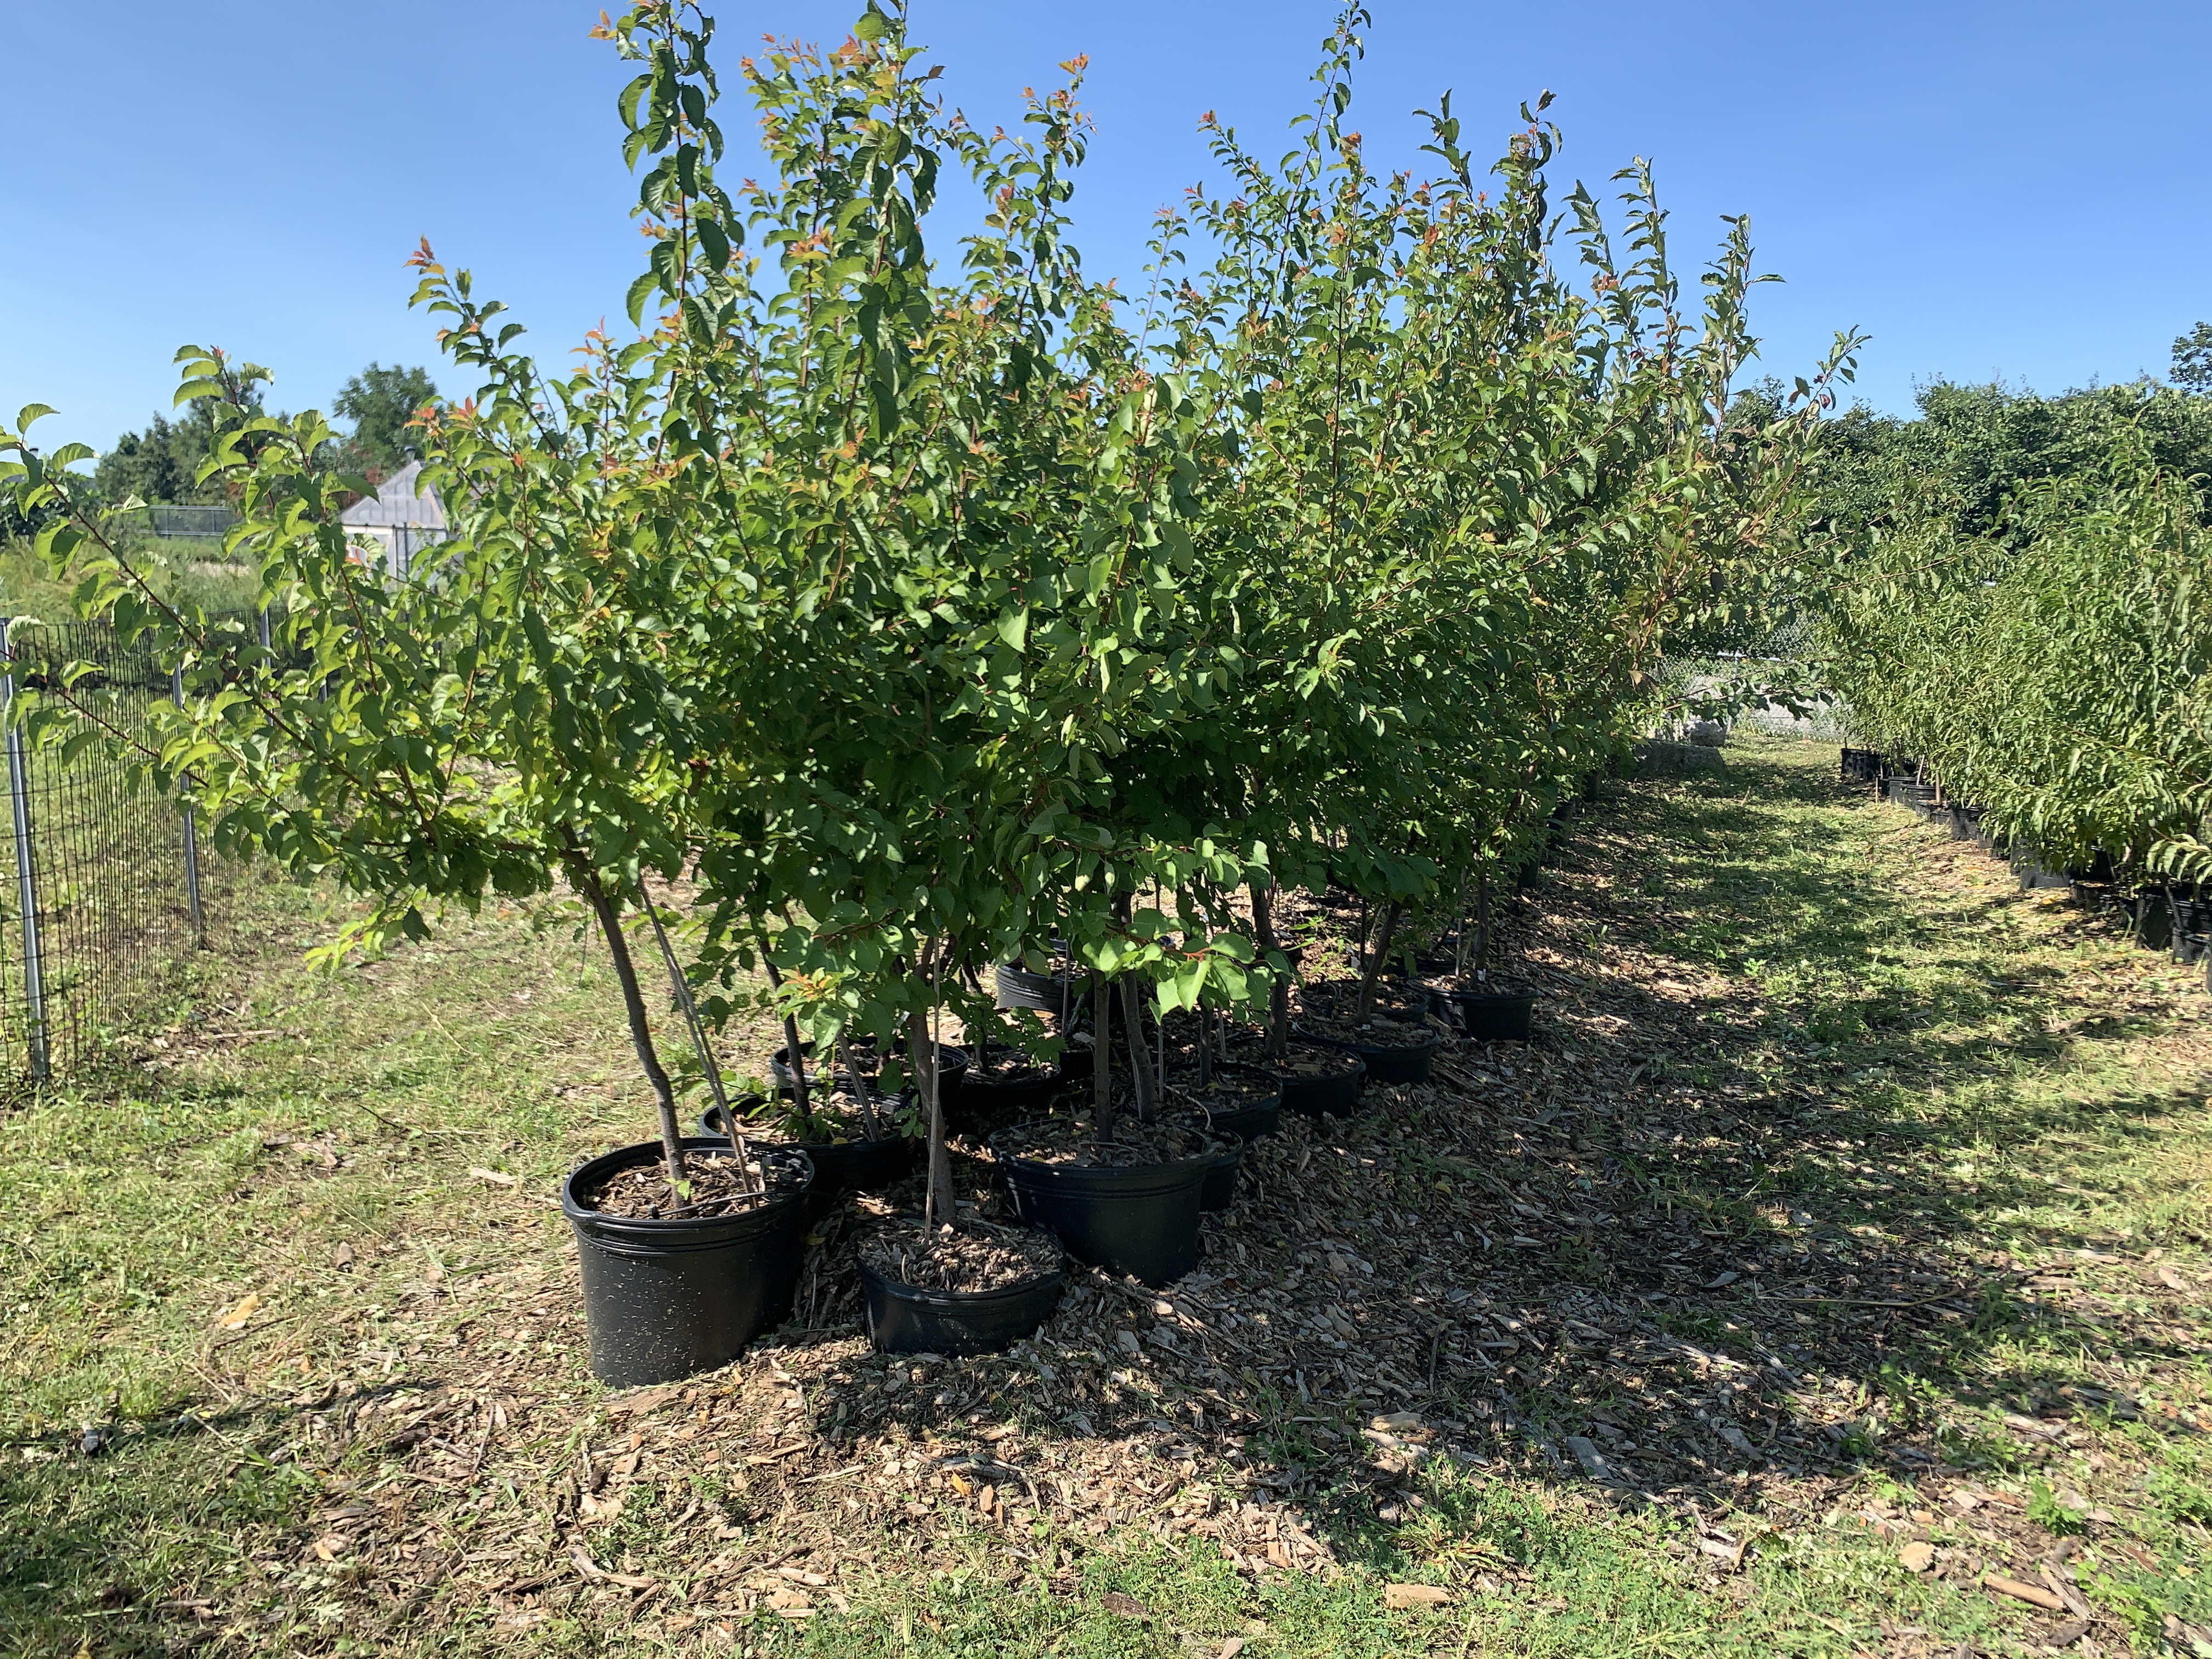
[1476,872,1492,980]
[837,1035,881,1141]
[1090,969,1115,1137]
[910,1008,954,1228]
[1251,878,1290,1064]
[1121,977,1159,1124]
[576,864,686,1184]
[644,894,755,1190]
[1356,901,1402,1019]
[1453,868,1470,978]
[758,938,810,1115]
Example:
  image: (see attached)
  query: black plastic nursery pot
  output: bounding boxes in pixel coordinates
[564,1139,814,1388]
[990,1130,1216,1286]
[2134,894,2174,951]
[2013,859,2072,893]
[1886,777,1937,816]
[1425,982,1538,1042]
[1295,1023,1442,1085]
[702,1099,919,1218]
[950,1051,1066,1128]
[1182,1132,1241,1212]
[994,964,1084,1018]
[1177,1065,1285,1210]
[1267,1047,1368,1118]
[858,1256,1065,1357]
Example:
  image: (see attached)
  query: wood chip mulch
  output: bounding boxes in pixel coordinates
[110,771,2212,1650]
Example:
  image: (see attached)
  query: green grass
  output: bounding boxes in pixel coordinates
[1,734,2207,1657]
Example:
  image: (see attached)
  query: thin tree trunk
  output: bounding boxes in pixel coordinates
[757,936,810,1115]
[1090,969,1115,1137]
[1251,878,1290,1064]
[837,1035,881,1141]
[909,1007,953,1228]
[1453,868,1470,979]
[575,864,686,1184]
[1476,872,1492,980]
[1356,901,1402,1019]
[1121,977,1159,1124]
[644,894,755,1190]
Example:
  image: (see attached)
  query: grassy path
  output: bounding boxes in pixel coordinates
[1,735,2207,1658]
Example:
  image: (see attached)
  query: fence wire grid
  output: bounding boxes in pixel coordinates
[0,614,226,1082]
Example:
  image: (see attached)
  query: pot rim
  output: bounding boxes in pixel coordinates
[988,1119,1229,1173]
[1420,978,1541,1002]
[562,1138,813,1234]
[856,1254,1065,1307]
[1293,1023,1444,1056]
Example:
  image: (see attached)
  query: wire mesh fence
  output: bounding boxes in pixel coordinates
[0,614,239,1082]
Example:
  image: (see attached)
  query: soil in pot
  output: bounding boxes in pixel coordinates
[990,1114,1220,1287]
[856,1217,1065,1356]
[565,1138,813,1387]
[704,1092,920,1216]
[948,1043,1066,1130]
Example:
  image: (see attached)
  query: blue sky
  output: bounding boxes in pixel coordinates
[6,1,2209,458]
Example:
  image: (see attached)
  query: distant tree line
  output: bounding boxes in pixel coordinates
[86,362,438,509]
[1809,323,2212,889]
[1803,325,2212,545]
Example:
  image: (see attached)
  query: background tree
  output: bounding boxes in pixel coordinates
[2172,320,2212,393]
[330,362,439,475]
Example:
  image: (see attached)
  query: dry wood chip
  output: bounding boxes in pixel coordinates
[1384,1583,1453,1610]
[1982,1573,2066,1612]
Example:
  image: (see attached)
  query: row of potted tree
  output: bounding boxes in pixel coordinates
[2,0,1854,1384]
[1818,424,2212,963]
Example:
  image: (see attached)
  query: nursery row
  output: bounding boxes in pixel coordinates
[1837,747,2212,983]
[1820,415,2212,984]
[0,3,1854,1380]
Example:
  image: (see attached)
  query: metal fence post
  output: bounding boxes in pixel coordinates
[2,619,50,1081]
[172,664,205,948]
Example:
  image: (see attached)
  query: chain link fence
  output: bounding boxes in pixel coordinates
[0,614,253,1081]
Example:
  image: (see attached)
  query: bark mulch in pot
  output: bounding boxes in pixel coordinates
[992,1114,1217,1169]
[572,1150,799,1221]
[746,1086,904,1146]
[1223,1032,1364,1078]
[1295,1010,1442,1050]
[857,1218,1063,1294]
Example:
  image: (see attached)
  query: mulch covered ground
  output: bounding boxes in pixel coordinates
[138,773,2212,1651]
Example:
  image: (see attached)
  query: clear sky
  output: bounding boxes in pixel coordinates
[6,1,2209,458]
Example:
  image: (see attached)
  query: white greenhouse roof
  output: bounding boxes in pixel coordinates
[338,460,446,529]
